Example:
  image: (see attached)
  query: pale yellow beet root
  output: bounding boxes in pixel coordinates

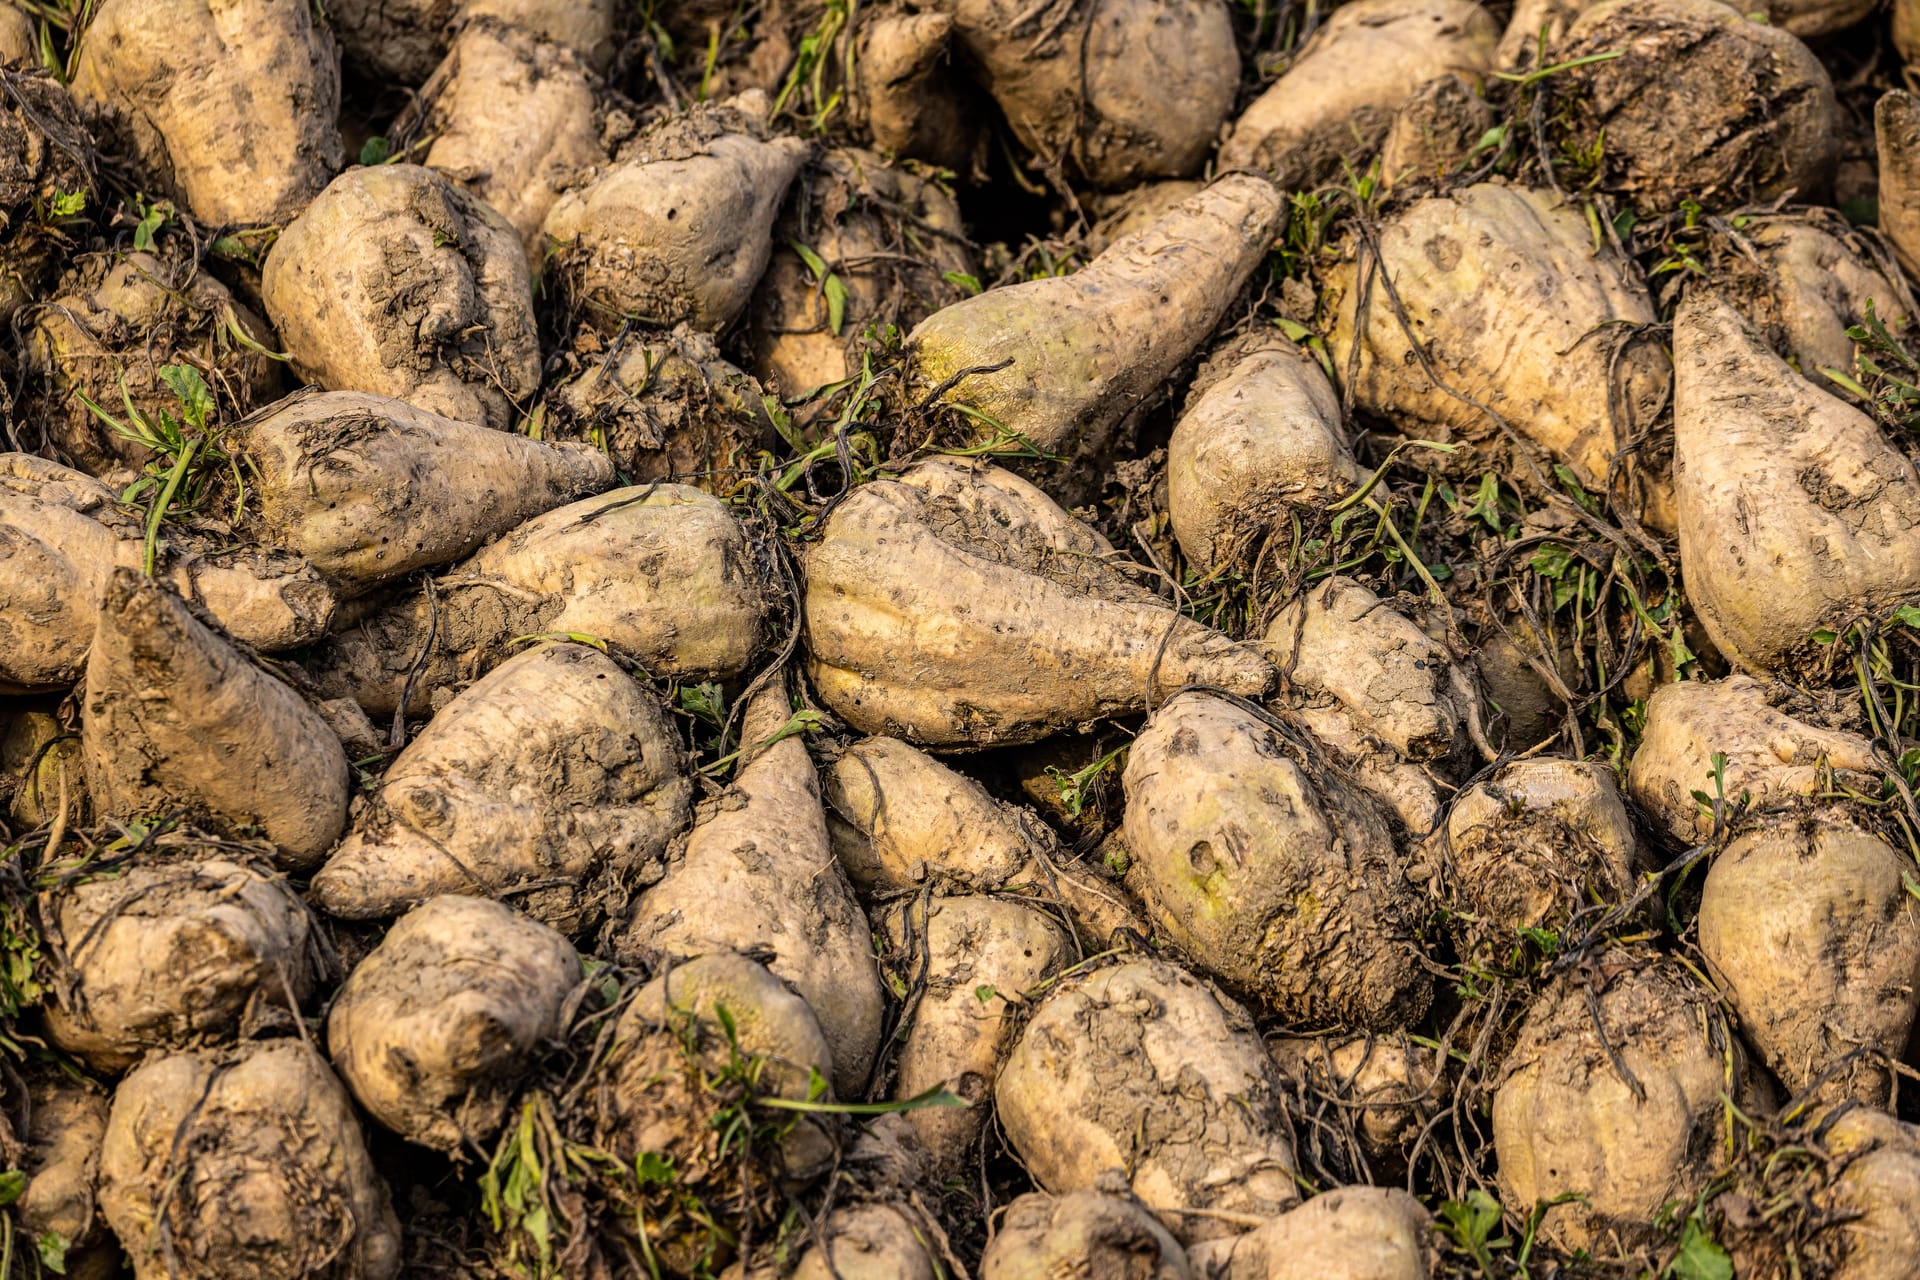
[1122,692,1432,1029]
[1627,675,1880,844]
[1878,91,1920,282]
[81,569,349,867]
[327,895,581,1150]
[850,10,980,174]
[803,459,1274,746]
[236,389,613,595]
[306,485,768,716]
[541,93,808,334]
[614,688,884,1099]
[1493,950,1746,1249]
[824,736,1037,892]
[1726,215,1915,389]
[980,1189,1191,1280]
[1167,331,1361,575]
[1185,1187,1434,1280]
[1327,183,1671,529]
[17,1070,111,1263]
[0,454,333,690]
[1699,811,1920,1104]
[71,0,342,225]
[1378,74,1497,187]
[262,163,540,429]
[996,958,1300,1244]
[1269,1034,1444,1172]
[876,894,1070,1171]
[312,643,691,932]
[1220,0,1497,185]
[1818,1106,1920,1280]
[98,1039,402,1280]
[40,849,319,1072]
[1673,291,1920,673]
[907,174,1283,459]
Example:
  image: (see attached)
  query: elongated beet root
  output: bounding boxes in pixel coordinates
[236,389,613,594]
[82,569,349,867]
[71,0,342,225]
[907,174,1284,459]
[263,164,540,428]
[541,93,808,334]
[1220,0,1497,186]
[17,1070,112,1267]
[1327,183,1671,527]
[1673,292,1920,673]
[1627,675,1879,844]
[941,0,1238,188]
[877,895,1070,1171]
[850,11,980,173]
[306,485,768,715]
[1168,331,1361,575]
[98,1039,402,1280]
[1493,950,1748,1249]
[1185,1187,1434,1280]
[328,896,580,1150]
[996,958,1299,1244]
[615,688,883,1098]
[0,455,333,690]
[1700,811,1920,1104]
[803,459,1273,746]
[41,849,320,1071]
[1879,92,1920,281]
[312,643,691,931]
[825,736,1038,892]
[1122,692,1433,1030]
[1724,214,1915,390]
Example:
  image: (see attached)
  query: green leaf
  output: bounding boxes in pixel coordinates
[359,136,391,166]
[635,1151,676,1188]
[1665,1214,1733,1280]
[38,1230,69,1274]
[1893,604,1920,631]
[49,190,85,218]
[974,984,997,1003]
[942,270,983,295]
[790,240,828,280]
[1466,472,1503,531]
[0,1168,27,1207]
[158,364,214,431]
[1811,627,1839,644]
[824,272,848,336]
[1530,542,1574,580]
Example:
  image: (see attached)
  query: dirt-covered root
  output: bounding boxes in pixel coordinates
[24,249,280,476]
[39,850,319,1072]
[1437,758,1640,965]
[1493,950,1747,1249]
[70,0,341,226]
[0,455,334,690]
[1185,1187,1434,1280]
[786,1201,953,1279]
[1082,180,1206,256]
[17,1069,112,1268]
[1674,291,1920,674]
[82,570,349,866]
[848,10,981,175]
[1269,1033,1443,1175]
[313,643,690,931]
[996,957,1299,1244]
[536,324,775,491]
[328,0,614,84]
[98,1038,402,1280]
[541,93,809,335]
[2,704,85,826]
[585,952,837,1273]
[410,16,608,251]
[824,736,1038,892]
[940,0,1237,188]
[875,894,1069,1172]
[744,147,974,397]
[1167,331,1360,575]
[906,173,1284,460]
[1627,675,1879,844]
[262,163,539,429]
[0,64,95,327]
[326,895,580,1152]
[236,389,613,595]
[1699,811,1920,1106]
[980,1188,1191,1280]
[305,485,768,716]
[614,688,883,1099]
[1326,182,1672,529]
[1264,576,1478,767]
[1378,73,1497,188]
[1219,0,1496,186]
[803,459,1274,746]
[1121,692,1433,1030]
[1816,1106,1920,1280]
[1876,92,1920,284]
[1717,214,1916,392]
[0,7,33,65]
[1497,0,1599,66]
[1550,0,1838,209]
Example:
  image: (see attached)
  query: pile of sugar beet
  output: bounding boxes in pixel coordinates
[24,0,1920,1278]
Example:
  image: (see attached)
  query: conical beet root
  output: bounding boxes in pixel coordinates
[980,1189,1191,1280]
[1184,1186,1434,1280]
[824,735,1039,892]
